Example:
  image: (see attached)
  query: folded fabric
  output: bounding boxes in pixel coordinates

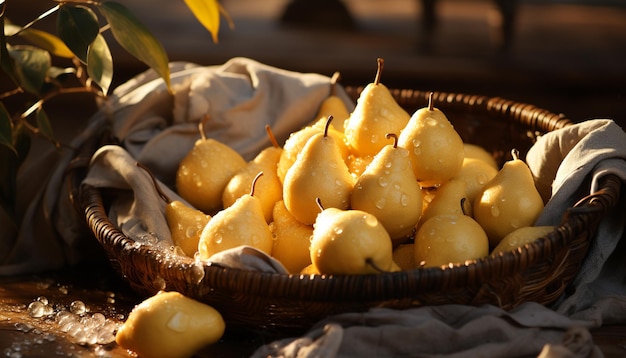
[252,303,602,358]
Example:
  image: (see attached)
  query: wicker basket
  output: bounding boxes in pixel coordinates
[76,87,621,335]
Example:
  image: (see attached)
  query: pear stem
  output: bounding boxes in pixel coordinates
[365,258,388,273]
[511,148,520,161]
[250,171,264,197]
[427,92,434,111]
[315,197,325,213]
[385,133,398,148]
[136,162,172,204]
[323,115,334,137]
[265,124,280,148]
[374,58,384,85]
[199,114,210,141]
[330,71,341,96]
[460,197,469,216]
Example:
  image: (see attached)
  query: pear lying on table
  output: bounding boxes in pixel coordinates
[116,291,225,358]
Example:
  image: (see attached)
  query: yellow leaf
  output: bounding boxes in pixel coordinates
[184,0,221,43]
[20,28,75,59]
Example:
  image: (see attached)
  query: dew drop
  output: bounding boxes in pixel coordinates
[14,322,34,333]
[378,177,389,187]
[400,194,409,207]
[364,214,379,227]
[333,227,344,235]
[375,198,386,209]
[370,134,378,144]
[69,301,86,316]
[185,226,198,239]
[27,301,45,318]
[490,204,500,217]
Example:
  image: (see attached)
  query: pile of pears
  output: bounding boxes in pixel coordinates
[145,58,553,276]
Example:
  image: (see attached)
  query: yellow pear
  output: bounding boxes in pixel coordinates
[300,263,320,275]
[116,291,225,358]
[473,149,545,247]
[276,117,349,184]
[414,213,489,268]
[310,200,394,275]
[417,179,472,229]
[344,58,410,157]
[491,225,555,255]
[464,143,498,170]
[198,172,273,259]
[392,243,416,271]
[313,71,351,133]
[453,157,498,206]
[176,118,247,215]
[351,133,423,244]
[222,125,283,223]
[397,92,464,187]
[270,200,314,274]
[137,162,210,258]
[283,116,354,225]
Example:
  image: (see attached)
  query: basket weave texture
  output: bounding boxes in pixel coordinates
[78,87,621,334]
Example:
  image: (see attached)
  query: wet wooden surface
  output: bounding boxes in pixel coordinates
[2,259,626,357]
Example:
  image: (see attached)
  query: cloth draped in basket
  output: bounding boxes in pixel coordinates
[4,57,626,357]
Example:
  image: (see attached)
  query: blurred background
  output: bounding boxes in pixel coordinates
[5,0,626,131]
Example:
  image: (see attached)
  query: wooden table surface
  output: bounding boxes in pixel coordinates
[2,258,626,357]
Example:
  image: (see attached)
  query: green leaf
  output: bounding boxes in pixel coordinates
[35,107,55,143]
[8,45,51,95]
[87,33,113,95]
[0,103,16,154]
[98,1,171,91]
[184,0,220,43]
[56,5,99,64]
[18,27,75,59]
